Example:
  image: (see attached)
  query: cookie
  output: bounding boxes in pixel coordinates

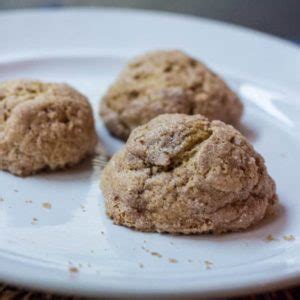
[0,80,97,176]
[101,114,277,234]
[100,50,243,140]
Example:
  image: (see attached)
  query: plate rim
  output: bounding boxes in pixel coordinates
[0,6,299,53]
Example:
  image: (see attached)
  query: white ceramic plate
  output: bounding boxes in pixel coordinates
[0,8,300,299]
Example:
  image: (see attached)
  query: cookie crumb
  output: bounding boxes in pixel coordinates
[204,260,213,269]
[150,251,162,258]
[69,267,79,274]
[283,235,295,241]
[42,202,52,209]
[169,258,178,264]
[31,217,38,225]
[14,189,18,193]
[25,199,32,204]
[139,263,144,268]
[0,197,4,202]
[142,246,162,258]
[266,234,277,242]
[100,231,104,235]
[188,259,193,263]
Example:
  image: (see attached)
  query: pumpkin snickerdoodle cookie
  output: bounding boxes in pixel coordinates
[101,114,277,234]
[100,50,243,140]
[0,80,97,176]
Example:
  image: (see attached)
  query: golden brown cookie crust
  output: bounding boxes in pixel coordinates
[101,114,277,234]
[0,80,97,176]
[100,50,243,140]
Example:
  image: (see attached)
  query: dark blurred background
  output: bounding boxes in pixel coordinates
[1,0,300,41]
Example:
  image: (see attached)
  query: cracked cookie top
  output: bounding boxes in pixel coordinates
[0,80,88,128]
[124,114,262,193]
[125,114,212,170]
[0,81,55,125]
[100,50,243,140]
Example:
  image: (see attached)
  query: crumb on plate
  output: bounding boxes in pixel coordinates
[42,202,52,209]
[266,234,277,242]
[31,217,38,225]
[150,251,162,258]
[283,234,295,241]
[69,267,79,274]
[204,260,213,269]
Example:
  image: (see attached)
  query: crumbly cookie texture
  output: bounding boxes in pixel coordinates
[101,114,277,234]
[0,80,97,176]
[100,50,243,140]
